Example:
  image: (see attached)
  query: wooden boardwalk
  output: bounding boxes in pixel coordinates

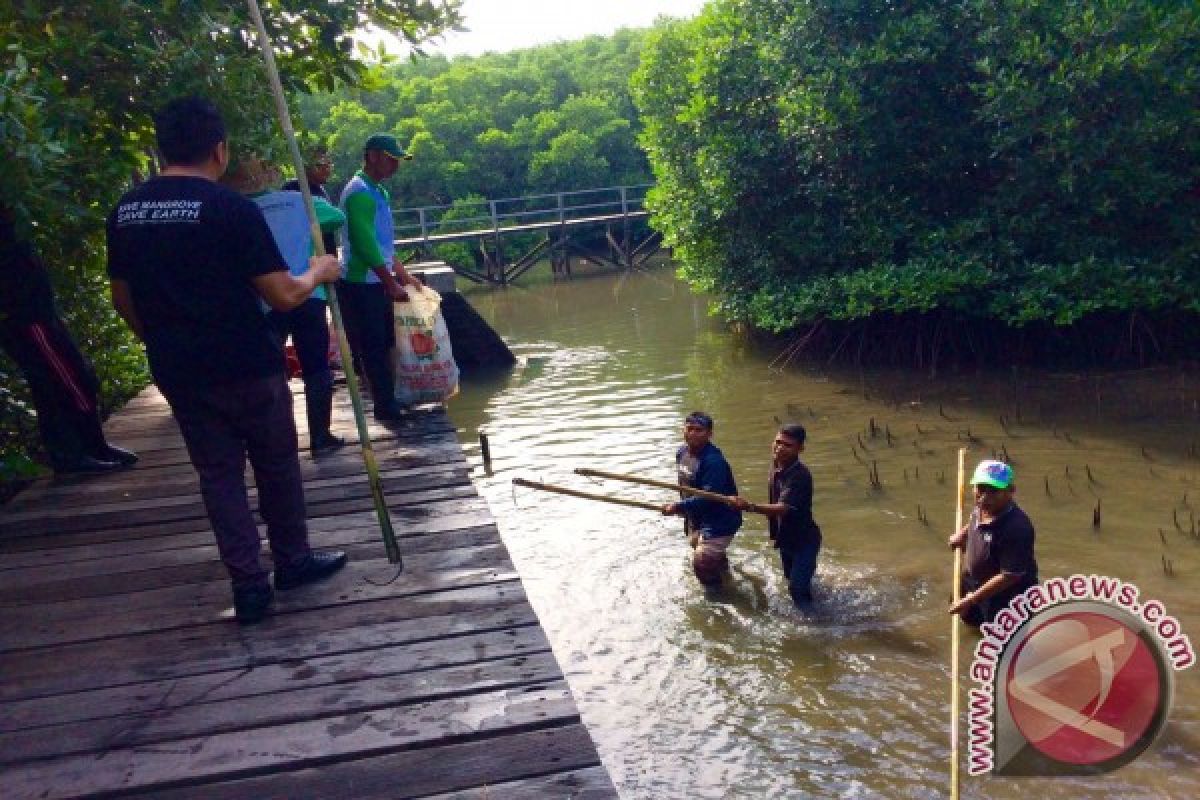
[0,384,617,799]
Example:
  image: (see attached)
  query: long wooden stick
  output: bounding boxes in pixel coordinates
[513,478,663,512]
[950,446,967,799]
[245,0,401,566]
[573,467,767,513]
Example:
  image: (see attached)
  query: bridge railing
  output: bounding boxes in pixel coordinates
[392,184,652,242]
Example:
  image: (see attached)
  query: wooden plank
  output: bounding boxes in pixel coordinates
[0,585,536,702]
[424,767,618,800]
[4,414,458,505]
[0,525,502,604]
[0,648,563,764]
[0,684,579,800]
[0,460,468,525]
[0,502,495,565]
[0,390,616,799]
[0,468,475,536]
[0,547,517,653]
[2,442,469,510]
[137,724,609,800]
[0,626,551,734]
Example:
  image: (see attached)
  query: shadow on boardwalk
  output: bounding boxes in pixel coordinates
[0,384,616,799]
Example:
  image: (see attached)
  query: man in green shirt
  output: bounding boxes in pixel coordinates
[337,134,421,423]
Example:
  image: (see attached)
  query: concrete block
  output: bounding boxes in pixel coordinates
[408,262,457,295]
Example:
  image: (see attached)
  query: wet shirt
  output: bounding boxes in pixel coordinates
[675,442,742,538]
[106,176,288,392]
[964,503,1038,586]
[768,459,821,549]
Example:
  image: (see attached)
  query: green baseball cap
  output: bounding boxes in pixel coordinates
[971,459,1014,489]
[364,133,412,161]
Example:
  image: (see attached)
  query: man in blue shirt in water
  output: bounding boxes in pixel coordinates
[662,411,742,588]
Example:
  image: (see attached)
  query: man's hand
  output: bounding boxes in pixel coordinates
[385,279,408,302]
[947,527,967,549]
[309,254,340,285]
[731,496,753,512]
[662,502,681,516]
[393,257,423,288]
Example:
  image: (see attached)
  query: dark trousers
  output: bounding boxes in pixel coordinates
[268,298,334,438]
[0,318,108,466]
[337,281,395,409]
[780,536,821,606]
[161,373,310,588]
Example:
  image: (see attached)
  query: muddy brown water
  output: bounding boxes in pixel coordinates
[446,268,1199,799]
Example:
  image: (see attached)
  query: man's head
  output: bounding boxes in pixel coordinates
[683,411,713,453]
[220,155,277,195]
[971,459,1015,515]
[362,133,411,181]
[304,146,333,185]
[773,424,806,468]
[155,97,227,172]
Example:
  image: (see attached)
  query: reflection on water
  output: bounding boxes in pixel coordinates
[448,269,1199,799]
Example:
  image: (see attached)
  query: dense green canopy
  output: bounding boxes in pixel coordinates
[294,29,653,203]
[632,0,1200,344]
[292,29,656,270]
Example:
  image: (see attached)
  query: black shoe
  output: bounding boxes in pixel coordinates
[102,444,139,466]
[274,550,348,591]
[233,583,274,625]
[374,404,404,423]
[310,432,346,456]
[52,455,123,474]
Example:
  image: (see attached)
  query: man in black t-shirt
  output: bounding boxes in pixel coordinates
[106,97,347,625]
[735,424,822,606]
[948,459,1038,626]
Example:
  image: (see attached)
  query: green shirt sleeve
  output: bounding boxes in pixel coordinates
[312,197,345,235]
[313,197,346,233]
[344,190,384,268]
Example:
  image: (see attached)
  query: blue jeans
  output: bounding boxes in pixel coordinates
[780,537,821,606]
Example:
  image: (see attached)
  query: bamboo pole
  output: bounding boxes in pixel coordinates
[244,0,401,566]
[573,467,768,513]
[513,478,664,512]
[950,447,967,799]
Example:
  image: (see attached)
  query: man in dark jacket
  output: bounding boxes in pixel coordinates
[662,411,742,587]
[0,212,137,473]
[735,424,821,606]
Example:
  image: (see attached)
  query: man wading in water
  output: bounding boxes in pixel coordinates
[662,412,742,588]
[734,424,822,606]
[948,459,1038,626]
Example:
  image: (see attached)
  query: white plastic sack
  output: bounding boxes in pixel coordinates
[392,285,460,406]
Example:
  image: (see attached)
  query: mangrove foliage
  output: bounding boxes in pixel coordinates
[632,0,1200,364]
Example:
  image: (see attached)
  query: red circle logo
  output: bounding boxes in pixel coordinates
[1005,612,1162,765]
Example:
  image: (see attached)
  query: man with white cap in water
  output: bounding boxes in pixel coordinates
[947,459,1038,626]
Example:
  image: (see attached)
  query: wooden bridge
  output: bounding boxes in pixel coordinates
[0,384,617,799]
[394,184,662,285]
